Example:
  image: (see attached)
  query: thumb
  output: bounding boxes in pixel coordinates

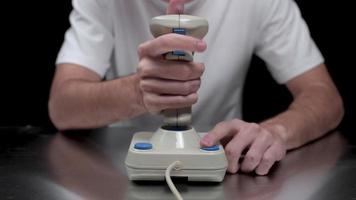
[166,0,185,14]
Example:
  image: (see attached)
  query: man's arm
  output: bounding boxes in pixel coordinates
[50,0,204,130]
[48,64,145,130]
[261,64,344,149]
[49,34,206,130]
[201,64,344,175]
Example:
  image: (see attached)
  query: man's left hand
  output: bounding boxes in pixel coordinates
[200,119,287,175]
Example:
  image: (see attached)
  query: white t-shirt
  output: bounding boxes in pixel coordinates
[56,0,324,129]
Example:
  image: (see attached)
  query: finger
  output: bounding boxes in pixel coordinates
[200,119,245,147]
[140,78,201,95]
[200,122,234,147]
[166,0,185,14]
[255,145,279,176]
[224,133,255,173]
[138,59,205,81]
[138,34,206,58]
[240,131,274,173]
[144,92,198,112]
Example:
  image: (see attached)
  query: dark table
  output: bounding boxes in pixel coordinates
[1,126,356,200]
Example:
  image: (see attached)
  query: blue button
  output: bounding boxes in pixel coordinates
[134,142,153,150]
[201,145,220,151]
[172,50,186,56]
[172,28,186,35]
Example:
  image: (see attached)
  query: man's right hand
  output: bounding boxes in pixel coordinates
[136,0,207,114]
[136,34,207,114]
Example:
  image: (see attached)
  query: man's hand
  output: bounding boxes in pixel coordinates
[137,35,206,114]
[200,119,287,175]
[136,0,207,114]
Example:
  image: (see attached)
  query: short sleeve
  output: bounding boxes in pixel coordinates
[255,0,324,84]
[56,0,114,77]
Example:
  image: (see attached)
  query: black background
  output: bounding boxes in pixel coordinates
[1,1,354,137]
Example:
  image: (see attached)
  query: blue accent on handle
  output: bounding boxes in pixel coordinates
[172,51,186,56]
[134,142,153,150]
[172,28,186,35]
[201,145,220,151]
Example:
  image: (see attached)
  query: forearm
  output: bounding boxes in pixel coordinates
[49,74,146,130]
[260,84,344,150]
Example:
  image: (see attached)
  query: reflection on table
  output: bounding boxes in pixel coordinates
[42,128,350,200]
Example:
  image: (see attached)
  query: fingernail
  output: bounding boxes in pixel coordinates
[228,166,237,174]
[257,168,268,176]
[258,170,267,176]
[201,135,212,146]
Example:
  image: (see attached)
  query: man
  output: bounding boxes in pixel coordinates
[49,0,344,175]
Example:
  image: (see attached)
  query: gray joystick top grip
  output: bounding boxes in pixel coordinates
[150,15,208,62]
[150,15,208,39]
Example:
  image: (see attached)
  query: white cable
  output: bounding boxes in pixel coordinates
[165,161,183,200]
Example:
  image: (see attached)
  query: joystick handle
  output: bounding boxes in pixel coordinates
[150,14,209,128]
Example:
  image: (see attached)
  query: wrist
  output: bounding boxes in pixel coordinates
[111,74,148,120]
[260,122,289,145]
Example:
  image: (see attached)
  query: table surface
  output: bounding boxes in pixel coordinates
[1,126,356,200]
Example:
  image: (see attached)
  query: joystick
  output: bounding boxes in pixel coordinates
[125,15,227,183]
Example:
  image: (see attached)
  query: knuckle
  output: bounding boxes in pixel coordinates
[280,149,286,159]
[139,80,147,91]
[231,118,243,126]
[196,79,201,87]
[139,80,153,93]
[137,43,147,57]
[182,93,198,106]
[216,121,227,130]
[137,62,144,75]
[229,166,238,174]
[277,152,285,161]
[182,82,192,95]
[190,80,201,93]
[225,146,236,157]
[189,80,200,93]
[248,123,261,131]
[196,63,205,76]
[261,130,273,142]
[262,154,274,164]
[245,152,259,163]
[137,59,151,77]
[139,68,149,78]
[190,93,199,104]
[256,168,269,176]
[276,145,286,160]
[188,82,196,93]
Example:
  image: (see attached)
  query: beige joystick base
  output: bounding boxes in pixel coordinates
[125,127,227,182]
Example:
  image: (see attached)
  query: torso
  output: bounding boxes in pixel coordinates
[107,0,261,128]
